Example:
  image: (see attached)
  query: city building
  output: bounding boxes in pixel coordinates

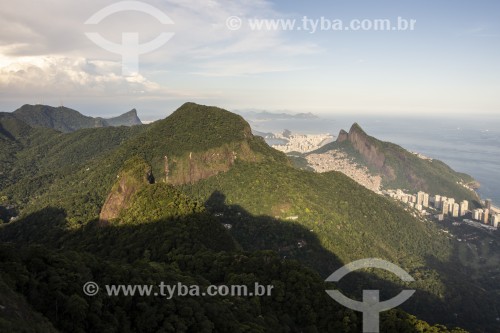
[485,199,492,210]
[472,209,482,221]
[492,215,499,228]
[492,214,499,228]
[451,203,460,217]
[423,193,429,208]
[433,195,441,208]
[483,209,490,224]
[447,198,455,213]
[442,201,449,215]
[459,200,469,216]
[417,191,425,206]
[452,203,460,218]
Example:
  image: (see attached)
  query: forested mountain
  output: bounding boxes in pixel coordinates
[1,104,142,133]
[0,103,496,332]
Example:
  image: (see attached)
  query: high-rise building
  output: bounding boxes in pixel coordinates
[417,191,425,206]
[483,209,490,224]
[459,200,469,216]
[433,195,442,208]
[447,198,455,213]
[423,193,429,208]
[452,203,459,218]
[485,199,492,210]
[472,209,482,221]
[492,214,499,228]
[442,201,449,215]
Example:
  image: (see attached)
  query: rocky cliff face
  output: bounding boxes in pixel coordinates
[165,141,260,185]
[347,123,386,170]
[99,157,154,224]
[103,109,142,127]
[334,123,397,182]
[337,129,349,143]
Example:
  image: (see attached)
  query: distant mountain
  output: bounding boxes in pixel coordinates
[101,109,142,127]
[4,104,142,132]
[311,123,480,203]
[235,109,318,120]
[252,129,275,138]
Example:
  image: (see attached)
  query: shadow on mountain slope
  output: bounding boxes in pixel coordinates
[202,191,480,331]
[0,195,471,332]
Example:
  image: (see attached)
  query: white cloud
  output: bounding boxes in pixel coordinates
[0,0,317,92]
[0,0,319,113]
[0,55,185,98]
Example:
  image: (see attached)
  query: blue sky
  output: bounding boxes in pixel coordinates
[0,0,499,120]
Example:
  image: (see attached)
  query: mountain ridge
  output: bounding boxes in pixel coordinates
[5,104,142,132]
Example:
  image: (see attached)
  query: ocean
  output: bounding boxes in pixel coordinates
[247,114,500,206]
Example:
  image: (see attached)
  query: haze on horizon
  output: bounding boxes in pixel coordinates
[1,0,499,120]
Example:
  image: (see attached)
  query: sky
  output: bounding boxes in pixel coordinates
[0,0,499,120]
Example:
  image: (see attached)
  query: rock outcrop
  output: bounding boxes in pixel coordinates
[336,129,349,143]
[99,157,154,224]
[165,141,260,185]
[346,123,386,171]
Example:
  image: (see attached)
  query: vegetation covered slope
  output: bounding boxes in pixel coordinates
[0,114,148,217]
[0,103,494,332]
[180,161,498,331]
[1,160,466,332]
[0,102,287,224]
[3,104,142,132]
[312,123,479,203]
